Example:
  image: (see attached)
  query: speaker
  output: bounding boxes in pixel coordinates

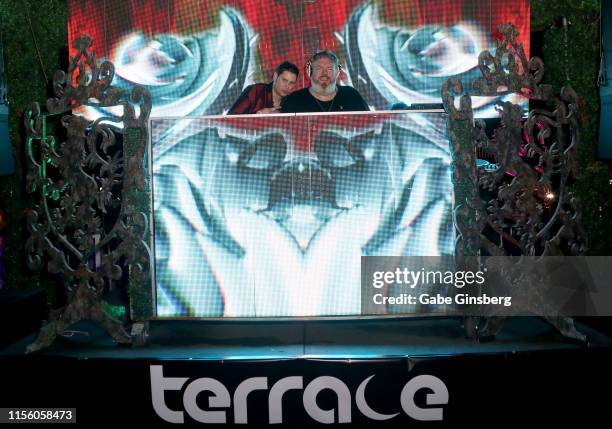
[0,31,14,176]
[598,1,612,159]
[0,288,46,350]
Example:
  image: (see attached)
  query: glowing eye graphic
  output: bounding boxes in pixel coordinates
[394,25,481,82]
[76,8,252,123]
[343,3,513,116]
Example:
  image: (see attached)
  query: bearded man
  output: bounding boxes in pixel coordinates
[281,51,369,113]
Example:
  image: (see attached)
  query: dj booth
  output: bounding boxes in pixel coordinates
[3,104,611,425]
[2,26,612,426]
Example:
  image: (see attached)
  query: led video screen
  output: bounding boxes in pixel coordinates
[68,0,530,119]
[151,112,453,317]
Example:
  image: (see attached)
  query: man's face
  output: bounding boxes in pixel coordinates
[273,70,298,97]
[311,56,338,90]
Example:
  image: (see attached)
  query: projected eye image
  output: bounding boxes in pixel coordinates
[68,0,530,120]
[151,113,453,317]
[343,2,529,115]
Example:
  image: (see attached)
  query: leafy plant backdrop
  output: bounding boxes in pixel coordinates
[0,0,68,303]
[0,0,609,304]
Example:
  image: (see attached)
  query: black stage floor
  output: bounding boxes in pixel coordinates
[1,317,611,426]
[2,316,611,359]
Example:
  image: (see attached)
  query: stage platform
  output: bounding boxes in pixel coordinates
[1,317,611,426]
[2,316,611,359]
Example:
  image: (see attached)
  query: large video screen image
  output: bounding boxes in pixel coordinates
[69,0,530,119]
[66,0,531,317]
[151,112,453,317]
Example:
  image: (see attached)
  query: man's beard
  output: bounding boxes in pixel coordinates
[311,80,337,96]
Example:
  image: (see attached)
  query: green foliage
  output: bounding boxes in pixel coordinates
[532,0,610,254]
[0,0,68,298]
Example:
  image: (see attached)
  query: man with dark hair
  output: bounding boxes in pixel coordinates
[228,62,299,114]
[281,50,369,113]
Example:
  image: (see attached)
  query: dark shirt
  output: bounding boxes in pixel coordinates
[281,86,369,113]
[228,83,274,114]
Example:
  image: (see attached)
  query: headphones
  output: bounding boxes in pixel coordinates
[306,51,342,77]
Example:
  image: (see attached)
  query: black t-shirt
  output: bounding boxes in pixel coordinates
[281,86,369,113]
